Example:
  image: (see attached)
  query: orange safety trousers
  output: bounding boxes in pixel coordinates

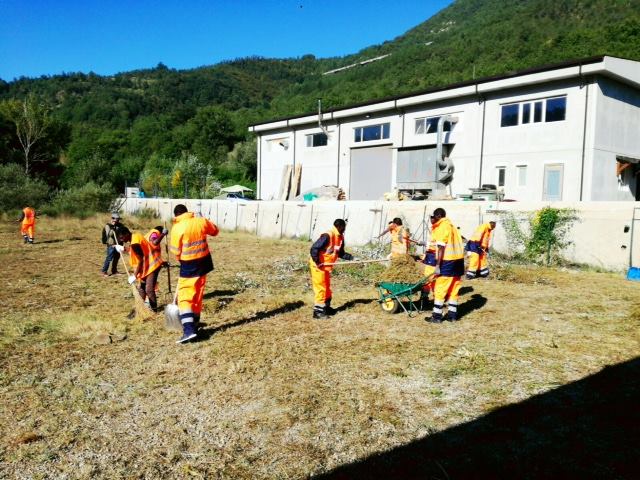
[433,275,462,304]
[21,223,34,239]
[467,251,488,273]
[423,264,436,293]
[177,275,207,315]
[309,259,331,306]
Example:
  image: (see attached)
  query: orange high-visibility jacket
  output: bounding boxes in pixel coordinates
[145,228,163,258]
[22,207,35,226]
[390,225,410,255]
[170,212,219,278]
[432,218,465,277]
[130,232,163,279]
[468,223,494,251]
[316,226,344,272]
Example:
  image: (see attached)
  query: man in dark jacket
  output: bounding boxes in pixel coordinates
[101,212,127,277]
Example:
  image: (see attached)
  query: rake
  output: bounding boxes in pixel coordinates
[113,232,155,322]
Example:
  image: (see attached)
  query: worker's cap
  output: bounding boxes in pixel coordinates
[111,212,121,220]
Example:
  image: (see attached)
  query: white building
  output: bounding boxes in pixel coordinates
[249,56,640,202]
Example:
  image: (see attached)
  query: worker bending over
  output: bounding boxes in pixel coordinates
[116,225,168,311]
[19,206,36,244]
[378,217,422,258]
[309,219,353,319]
[427,208,465,323]
[170,204,219,344]
[466,220,496,279]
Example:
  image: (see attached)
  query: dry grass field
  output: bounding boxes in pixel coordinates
[1,215,639,479]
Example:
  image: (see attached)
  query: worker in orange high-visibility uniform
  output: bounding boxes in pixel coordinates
[378,217,422,258]
[466,220,496,279]
[309,219,354,319]
[427,208,465,323]
[19,206,36,244]
[420,218,442,297]
[116,226,168,311]
[170,204,219,344]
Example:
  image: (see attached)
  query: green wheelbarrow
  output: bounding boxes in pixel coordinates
[376,277,431,317]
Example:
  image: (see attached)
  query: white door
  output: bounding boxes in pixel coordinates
[543,164,564,201]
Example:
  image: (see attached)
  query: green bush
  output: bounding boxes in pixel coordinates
[0,164,51,212]
[43,182,115,217]
[500,207,578,266]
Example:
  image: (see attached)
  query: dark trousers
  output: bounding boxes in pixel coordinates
[102,246,121,274]
[138,268,161,310]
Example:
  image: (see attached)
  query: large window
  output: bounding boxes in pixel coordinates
[517,165,527,187]
[306,132,328,147]
[354,123,390,143]
[501,104,519,127]
[545,97,567,122]
[500,96,566,127]
[415,116,452,134]
[497,167,506,187]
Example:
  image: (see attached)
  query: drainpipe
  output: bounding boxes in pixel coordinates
[579,65,590,201]
[336,123,341,187]
[478,92,487,188]
[257,133,262,199]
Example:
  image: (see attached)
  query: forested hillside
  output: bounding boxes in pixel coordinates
[1,0,639,213]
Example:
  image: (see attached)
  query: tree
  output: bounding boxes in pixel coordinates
[0,94,52,175]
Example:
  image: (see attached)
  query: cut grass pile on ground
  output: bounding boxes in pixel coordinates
[1,216,639,478]
[376,254,425,284]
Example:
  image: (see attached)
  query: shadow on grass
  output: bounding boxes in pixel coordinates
[337,299,375,312]
[197,300,305,340]
[37,236,85,244]
[203,289,238,299]
[458,285,474,296]
[318,356,640,479]
[458,293,487,318]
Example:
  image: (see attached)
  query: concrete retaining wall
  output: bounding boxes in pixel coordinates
[123,198,640,272]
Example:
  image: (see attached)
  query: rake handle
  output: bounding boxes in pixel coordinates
[319,258,388,267]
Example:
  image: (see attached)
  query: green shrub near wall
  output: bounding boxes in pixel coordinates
[42,182,115,218]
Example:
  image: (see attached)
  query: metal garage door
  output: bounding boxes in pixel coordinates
[349,146,392,200]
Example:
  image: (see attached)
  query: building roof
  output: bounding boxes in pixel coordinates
[249,55,640,132]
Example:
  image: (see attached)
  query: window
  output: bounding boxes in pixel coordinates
[414,116,452,135]
[500,96,566,127]
[517,165,527,186]
[497,167,506,187]
[545,97,566,122]
[354,123,390,143]
[306,132,328,147]
[522,103,531,124]
[501,104,519,127]
[534,101,543,122]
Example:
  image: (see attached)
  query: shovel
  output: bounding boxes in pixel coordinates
[164,288,182,331]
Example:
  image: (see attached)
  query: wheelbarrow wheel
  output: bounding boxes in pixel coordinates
[380,295,400,314]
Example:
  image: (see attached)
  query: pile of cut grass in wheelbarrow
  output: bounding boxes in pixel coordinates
[377,254,425,284]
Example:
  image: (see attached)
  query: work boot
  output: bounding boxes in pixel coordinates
[324,299,337,316]
[23,235,28,244]
[313,306,328,319]
[446,313,459,322]
[426,316,443,324]
[176,322,198,344]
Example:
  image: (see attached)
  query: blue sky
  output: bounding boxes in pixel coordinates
[0,0,453,81]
